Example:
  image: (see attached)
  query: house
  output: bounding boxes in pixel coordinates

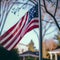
[19,40,39,60]
[20,51,39,60]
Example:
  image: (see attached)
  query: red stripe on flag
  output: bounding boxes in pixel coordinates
[24,19,39,35]
[0,13,28,50]
[26,19,39,28]
[25,25,39,34]
[0,22,17,40]
[5,13,28,50]
[10,35,22,50]
[0,16,25,45]
[0,12,39,51]
[6,17,39,51]
[11,19,39,50]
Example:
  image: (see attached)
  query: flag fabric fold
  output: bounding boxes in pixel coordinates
[0,4,39,51]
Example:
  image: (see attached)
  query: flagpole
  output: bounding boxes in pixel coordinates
[38,0,42,60]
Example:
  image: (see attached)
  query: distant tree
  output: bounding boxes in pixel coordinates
[55,32,60,46]
[0,45,20,60]
[56,32,60,40]
[10,48,20,60]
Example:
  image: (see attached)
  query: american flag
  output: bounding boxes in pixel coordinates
[0,4,39,51]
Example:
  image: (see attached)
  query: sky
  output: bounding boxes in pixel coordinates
[1,0,59,52]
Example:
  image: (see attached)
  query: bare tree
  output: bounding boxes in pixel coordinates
[0,0,16,35]
[42,0,60,30]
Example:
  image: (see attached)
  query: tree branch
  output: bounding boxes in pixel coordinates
[54,0,58,16]
[43,0,60,30]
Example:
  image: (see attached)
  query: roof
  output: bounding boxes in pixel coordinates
[20,51,39,57]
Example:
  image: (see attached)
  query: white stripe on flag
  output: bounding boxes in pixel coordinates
[7,13,28,50]
[0,11,39,50]
[0,13,28,44]
[0,18,21,44]
[24,18,39,35]
[3,13,28,48]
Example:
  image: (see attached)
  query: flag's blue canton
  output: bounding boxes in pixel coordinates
[28,4,38,22]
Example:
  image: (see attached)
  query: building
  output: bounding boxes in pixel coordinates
[20,51,39,60]
[19,40,39,60]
